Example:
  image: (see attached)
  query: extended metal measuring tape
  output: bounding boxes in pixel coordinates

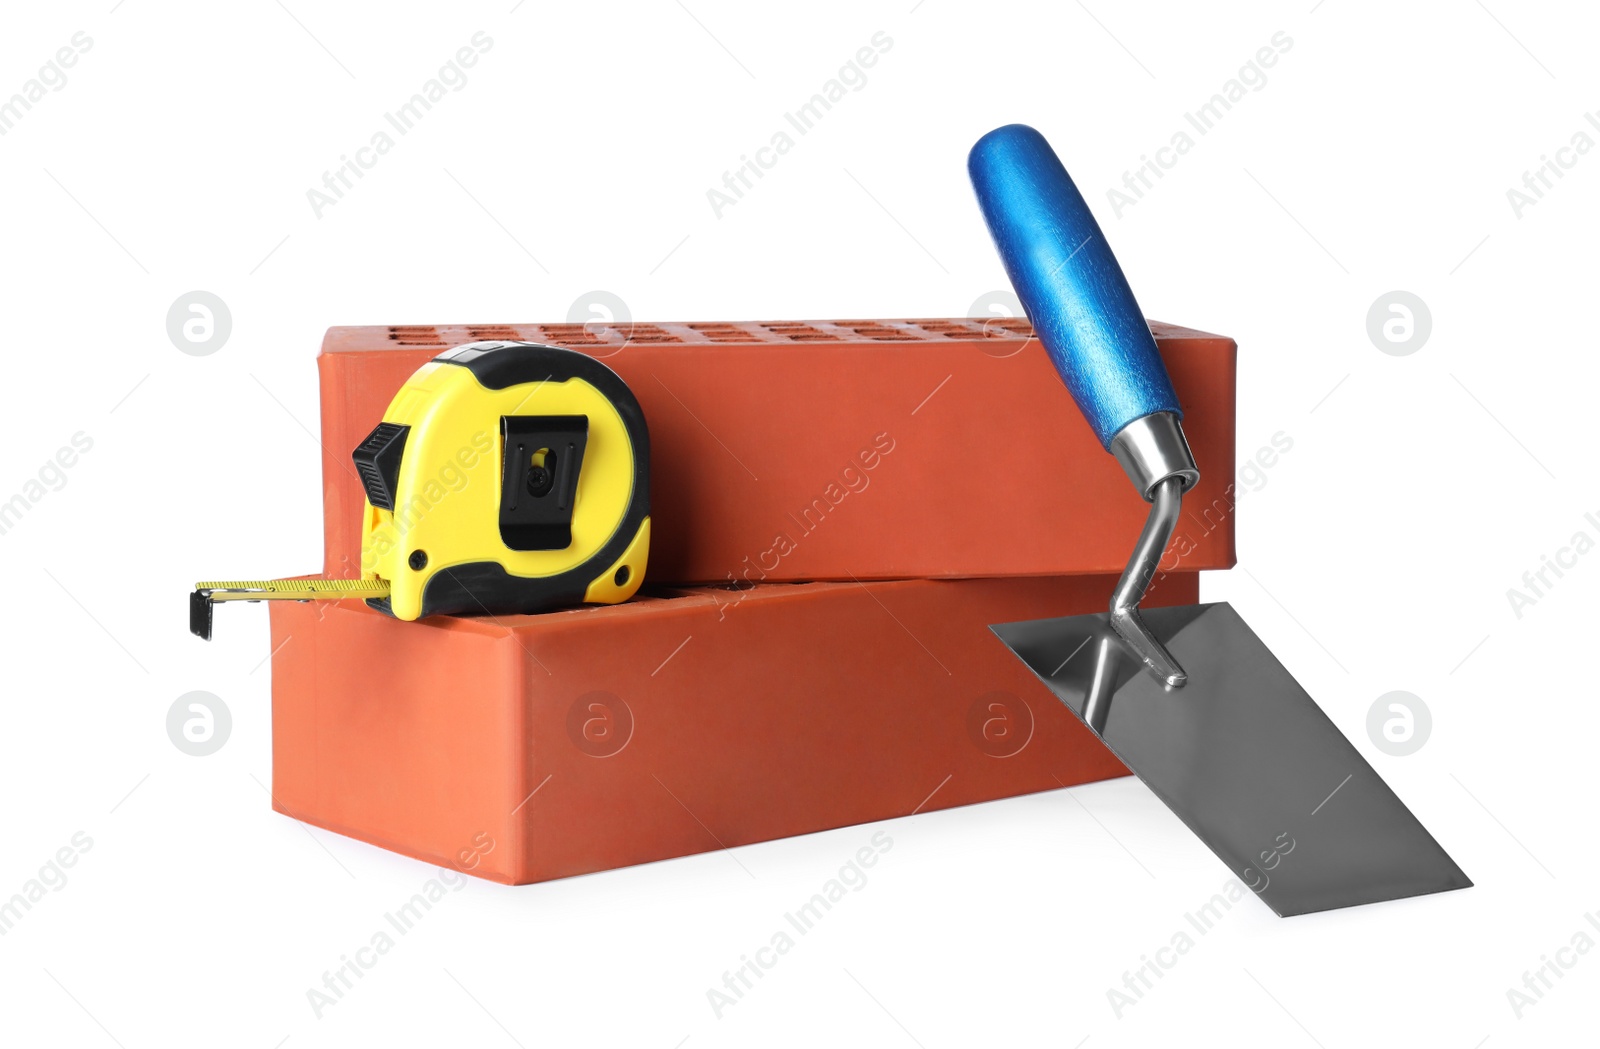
[192,341,651,639]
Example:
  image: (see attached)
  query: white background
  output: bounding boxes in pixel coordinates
[2,0,1596,1045]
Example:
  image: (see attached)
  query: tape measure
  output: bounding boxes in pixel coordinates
[191,340,651,639]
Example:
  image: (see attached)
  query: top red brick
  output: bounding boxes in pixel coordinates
[316,318,1236,584]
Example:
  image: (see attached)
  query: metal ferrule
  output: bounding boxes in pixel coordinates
[1109,412,1200,502]
[1108,475,1188,688]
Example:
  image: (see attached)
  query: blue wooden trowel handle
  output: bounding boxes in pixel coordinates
[968,123,1180,450]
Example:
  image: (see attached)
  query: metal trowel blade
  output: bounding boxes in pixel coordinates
[992,602,1471,916]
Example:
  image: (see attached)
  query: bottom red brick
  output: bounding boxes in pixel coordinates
[269,573,1198,884]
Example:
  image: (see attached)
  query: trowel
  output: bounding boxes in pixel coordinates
[970,124,1470,916]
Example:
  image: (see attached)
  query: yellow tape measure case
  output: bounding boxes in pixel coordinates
[353,341,651,621]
